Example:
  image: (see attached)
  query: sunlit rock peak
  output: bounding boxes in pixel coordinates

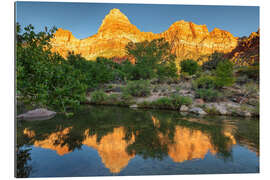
[98,8,134,33]
[50,8,239,63]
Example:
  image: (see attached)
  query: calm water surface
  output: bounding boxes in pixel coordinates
[16,105,259,177]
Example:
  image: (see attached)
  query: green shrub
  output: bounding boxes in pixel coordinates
[236,74,251,85]
[157,61,178,80]
[180,59,200,75]
[170,94,192,109]
[138,101,151,108]
[106,94,120,104]
[215,60,235,87]
[243,82,259,97]
[123,80,151,97]
[121,92,133,102]
[144,95,192,110]
[236,65,259,81]
[202,52,226,71]
[192,76,216,89]
[252,102,259,116]
[126,38,177,80]
[195,89,221,102]
[204,106,219,115]
[90,90,108,104]
[16,24,87,113]
[151,97,173,109]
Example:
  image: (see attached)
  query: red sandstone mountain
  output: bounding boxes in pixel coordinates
[225,30,259,65]
[50,8,239,64]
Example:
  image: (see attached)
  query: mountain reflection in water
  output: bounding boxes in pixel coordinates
[16,105,259,177]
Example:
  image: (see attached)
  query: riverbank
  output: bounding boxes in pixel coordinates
[84,78,259,117]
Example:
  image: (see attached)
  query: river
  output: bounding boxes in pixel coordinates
[16,105,259,177]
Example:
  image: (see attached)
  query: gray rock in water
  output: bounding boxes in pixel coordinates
[17,108,56,121]
[225,101,241,109]
[206,103,228,115]
[215,105,228,115]
[236,110,252,117]
[189,107,207,115]
[180,105,189,112]
[129,104,138,108]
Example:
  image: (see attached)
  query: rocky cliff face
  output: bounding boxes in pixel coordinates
[225,30,259,65]
[50,8,238,63]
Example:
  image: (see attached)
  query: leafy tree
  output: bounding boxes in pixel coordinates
[90,90,108,104]
[157,60,178,80]
[123,80,151,97]
[119,59,136,80]
[202,51,226,71]
[195,89,221,102]
[16,146,32,178]
[16,23,87,113]
[192,75,216,89]
[215,60,235,87]
[126,38,177,80]
[180,59,199,75]
[236,65,259,82]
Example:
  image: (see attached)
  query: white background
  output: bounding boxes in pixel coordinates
[1,0,269,179]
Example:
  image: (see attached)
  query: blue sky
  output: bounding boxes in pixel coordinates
[16,2,259,39]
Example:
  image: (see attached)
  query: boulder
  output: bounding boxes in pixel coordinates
[225,101,241,109]
[179,90,190,95]
[189,107,207,115]
[206,103,228,115]
[180,105,189,112]
[17,108,56,121]
[194,99,204,105]
[221,101,254,117]
[247,98,259,106]
[129,104,138,108]
[234,97,248,104]
[236,111,252,117]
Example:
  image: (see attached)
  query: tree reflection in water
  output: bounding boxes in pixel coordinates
[16,105,259,175]
[16,146,32,178]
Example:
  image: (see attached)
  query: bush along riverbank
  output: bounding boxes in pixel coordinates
[85,74,259,117]
[85,54,259,117]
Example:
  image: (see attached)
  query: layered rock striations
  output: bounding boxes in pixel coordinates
[225,30,259,65]
[50,8,238,63]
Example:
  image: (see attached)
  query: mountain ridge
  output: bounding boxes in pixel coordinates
[50,8,239,63]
